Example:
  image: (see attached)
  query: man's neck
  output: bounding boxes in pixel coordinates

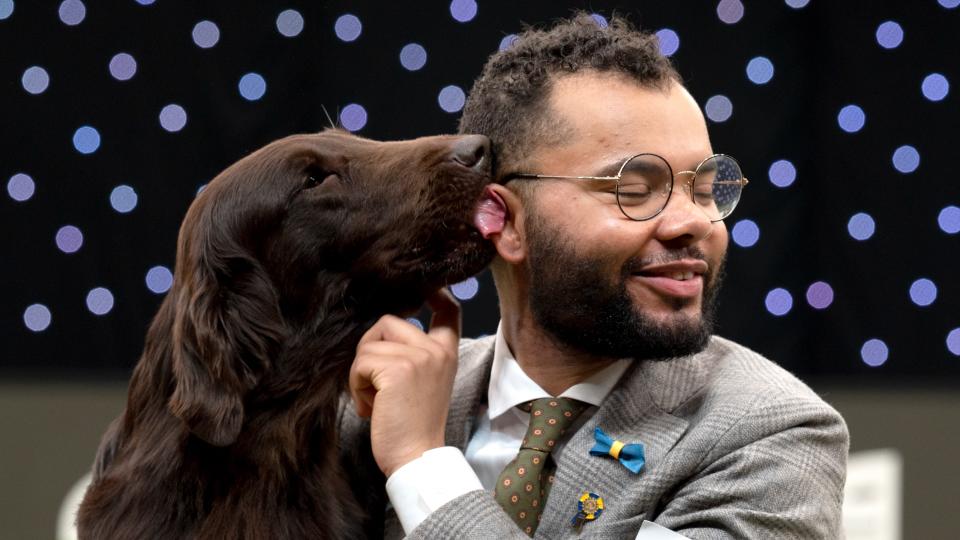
[501,313,617,397]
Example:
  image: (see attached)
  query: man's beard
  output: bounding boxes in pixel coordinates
[526,212,725,361]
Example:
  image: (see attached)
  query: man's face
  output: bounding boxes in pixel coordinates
[520,73,729,360]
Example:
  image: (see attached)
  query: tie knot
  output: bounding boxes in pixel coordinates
[519,397,587,453]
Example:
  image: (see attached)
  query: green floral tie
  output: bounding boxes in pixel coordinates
[494,397,588,536]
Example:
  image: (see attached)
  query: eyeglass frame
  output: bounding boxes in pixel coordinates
[504,153,749,222]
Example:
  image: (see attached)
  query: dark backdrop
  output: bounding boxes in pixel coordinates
[2,0,958,382]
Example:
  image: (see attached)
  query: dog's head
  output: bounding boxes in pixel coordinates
[164,129,495,446]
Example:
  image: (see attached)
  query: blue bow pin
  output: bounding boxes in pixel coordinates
[589,427,645,474]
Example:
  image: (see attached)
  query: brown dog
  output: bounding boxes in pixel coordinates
[77,130,495,539]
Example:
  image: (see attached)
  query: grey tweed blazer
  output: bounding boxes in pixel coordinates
[339,334,848,539]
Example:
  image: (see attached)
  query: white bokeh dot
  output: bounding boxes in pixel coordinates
[339,103,367,132]
[909,278,937,307]
[73,126,101,154]
[406,318,425,331]
[159,104,187,132]
[921,73,949,102]
[400,43,428,71]
[499,34,518,51]
[109,52,137,81]
[449,0,478,23]
[892,145,920,173]
[806,281,834,310]
[656,29,680,56]
[785,0,810,8]
[590,13,608,27]
[0,0,14,20]
[334,14,362,42]
[58,0,85,26]
[192,20,220,49]
[746,56,774,84]
[765,288,793,316]
[7,173,35,202]
[861,339,889,367]
[731,219,760,247]
[704,95,733,122]
[847,212,876,241]
[438,85,466,113]
[947,328,960,356]
[717,0,744,24]
[145,265,173,294]
[276,9,304,37]
[239,73,267,101]
[451,277,479,300]
[56,225,83,253]
[940,0,960,8]
[110,185,138,213]
[24,304,52,332]
[938,205,960,234]
[22,66,50,95]
[86,287,115,316]
[768,159,796,187]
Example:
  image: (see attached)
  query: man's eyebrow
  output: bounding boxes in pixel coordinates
[592,158,629,177]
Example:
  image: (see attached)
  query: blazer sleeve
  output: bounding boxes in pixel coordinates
[404,490,531,540]
[653,393,849,539]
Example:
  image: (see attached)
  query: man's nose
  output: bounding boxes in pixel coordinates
[654,176,715,242]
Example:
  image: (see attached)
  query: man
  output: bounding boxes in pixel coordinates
[344,13,848,539]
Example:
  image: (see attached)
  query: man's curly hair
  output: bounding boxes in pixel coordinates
[459,12,679,177]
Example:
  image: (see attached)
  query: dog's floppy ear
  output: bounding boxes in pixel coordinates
[168,210,286,447]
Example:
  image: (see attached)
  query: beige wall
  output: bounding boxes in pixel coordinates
[1,381,957,539]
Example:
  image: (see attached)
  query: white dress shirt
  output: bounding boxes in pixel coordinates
[385,324,631,534]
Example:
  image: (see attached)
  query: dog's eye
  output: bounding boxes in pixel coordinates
[304,168,337,190]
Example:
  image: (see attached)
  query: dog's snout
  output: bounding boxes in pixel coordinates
[451,135,490,171]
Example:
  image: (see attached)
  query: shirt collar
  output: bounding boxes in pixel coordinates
[487,323,632,419]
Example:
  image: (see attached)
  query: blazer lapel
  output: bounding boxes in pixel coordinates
[443,336,495,451]
[536,353,710,538]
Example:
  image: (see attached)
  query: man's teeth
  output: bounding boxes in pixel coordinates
[669,272,695,281]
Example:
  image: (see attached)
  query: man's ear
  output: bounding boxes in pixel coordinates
[486,184,528,264]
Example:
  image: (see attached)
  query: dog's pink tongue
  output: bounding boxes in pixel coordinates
[473,186,506,239]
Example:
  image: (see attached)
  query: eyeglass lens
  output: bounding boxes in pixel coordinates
[616,154,743,221]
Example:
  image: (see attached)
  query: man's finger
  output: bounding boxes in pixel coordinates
[426,287,461,350]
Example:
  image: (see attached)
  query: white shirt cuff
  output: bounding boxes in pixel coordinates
[385,446,484,534]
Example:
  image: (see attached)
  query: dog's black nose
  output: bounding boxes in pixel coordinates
[451,135,490,170]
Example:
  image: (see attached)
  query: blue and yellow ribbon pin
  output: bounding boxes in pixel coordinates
[570,492,604,527]
[589,427,645,474]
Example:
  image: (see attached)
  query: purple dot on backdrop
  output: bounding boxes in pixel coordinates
[24,304,52,332]
[704,95,733,122]
[56,225,83,253]
[940,0,960,7]
[768,159,796,187]
[58,0,85,25]
[947,328,960,356]
[847,212,876,241]
[765,288,793,316]
[746,56,774,84]
[86,287,114,316]
[499,34,518,51]
[239,73,266,101]
[407,318,424,331]
[192,20,220,48]
[109,53,137,81]
[22,66,50,94]
[196,183,207,195]
[339,104,367,131]
[921,73,950,102]
[656,29,680,56]
[731,219,760,247]
[7,173,35,202]
[276,9,304,37]
[785,0,810,7]
[861,339,889,367]
[449,0,478,22]
[438,85,466,113]
[451,277,479,300]
[876,21,904,49]
[909,278,937,306]
[145,265,173,294]
[806,281,834,309]
[892,145,920,173]
[938,206,960,234]
[399,43,427,71]
[0,0,14,20]
[837,104,866,133]
[334,14,362,41]
[110,185,137,213]
[72,126,100,154]
[717,0,744,24]
[590,13,608,27]
[159,104,187,132]
[136,0,155,4]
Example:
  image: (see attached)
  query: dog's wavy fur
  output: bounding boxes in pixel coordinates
[77,130,493,539]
